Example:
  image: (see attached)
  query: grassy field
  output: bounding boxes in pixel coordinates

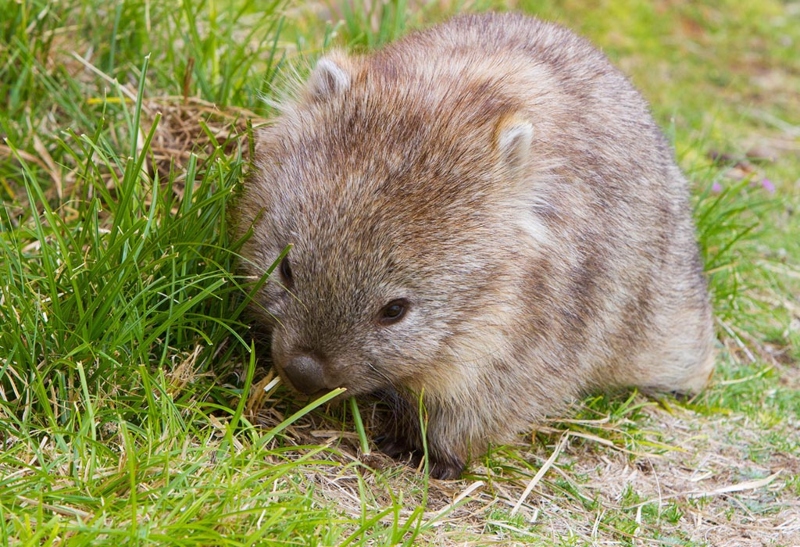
[1,0,799,545]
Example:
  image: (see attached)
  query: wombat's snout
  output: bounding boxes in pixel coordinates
[281,354,329,395]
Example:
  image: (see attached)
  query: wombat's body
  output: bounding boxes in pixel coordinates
[237,12,715,479]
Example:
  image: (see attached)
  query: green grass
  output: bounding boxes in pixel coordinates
[2,0,800,544]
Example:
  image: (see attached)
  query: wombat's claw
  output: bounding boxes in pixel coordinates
[429,457,465,480]
[375,434,421,463]
[376,434,465,479]
[372,433,387,446]
[667,390,696,402]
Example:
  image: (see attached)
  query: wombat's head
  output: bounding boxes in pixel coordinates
[239,52,550,398]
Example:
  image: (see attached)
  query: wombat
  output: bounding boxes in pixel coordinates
[236,12,716,479]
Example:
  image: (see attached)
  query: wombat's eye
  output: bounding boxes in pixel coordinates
[278,256,293,286]
[378,298,409,325]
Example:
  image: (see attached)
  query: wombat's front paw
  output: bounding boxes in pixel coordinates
[375,433,422,465]
[375,433,464,479]
[429,453,465,480]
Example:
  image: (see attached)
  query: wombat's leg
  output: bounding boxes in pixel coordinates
[373,389,466,479]
[427,445,467,480]
[424,405,470,480]
[373,388,423,461]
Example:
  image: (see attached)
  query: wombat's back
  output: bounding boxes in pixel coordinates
[238,13,715,478]
[382,12,716,393]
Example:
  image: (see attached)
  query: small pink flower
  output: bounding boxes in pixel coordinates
[711,182,722,193]
[761,178,775,193]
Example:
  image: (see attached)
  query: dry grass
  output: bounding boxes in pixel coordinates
[233,351,800,545]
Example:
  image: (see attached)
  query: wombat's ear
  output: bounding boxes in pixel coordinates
[494,114,534,173]
[307,54,351,100]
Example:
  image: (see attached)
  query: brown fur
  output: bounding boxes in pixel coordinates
[235,12,716,479]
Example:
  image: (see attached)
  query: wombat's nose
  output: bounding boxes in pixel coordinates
[282,354,327,395]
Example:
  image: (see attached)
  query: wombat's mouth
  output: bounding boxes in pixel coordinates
[275,354,385,400]
[274,363,345,399]
[282,382,350,402]
[278,368,377,402]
